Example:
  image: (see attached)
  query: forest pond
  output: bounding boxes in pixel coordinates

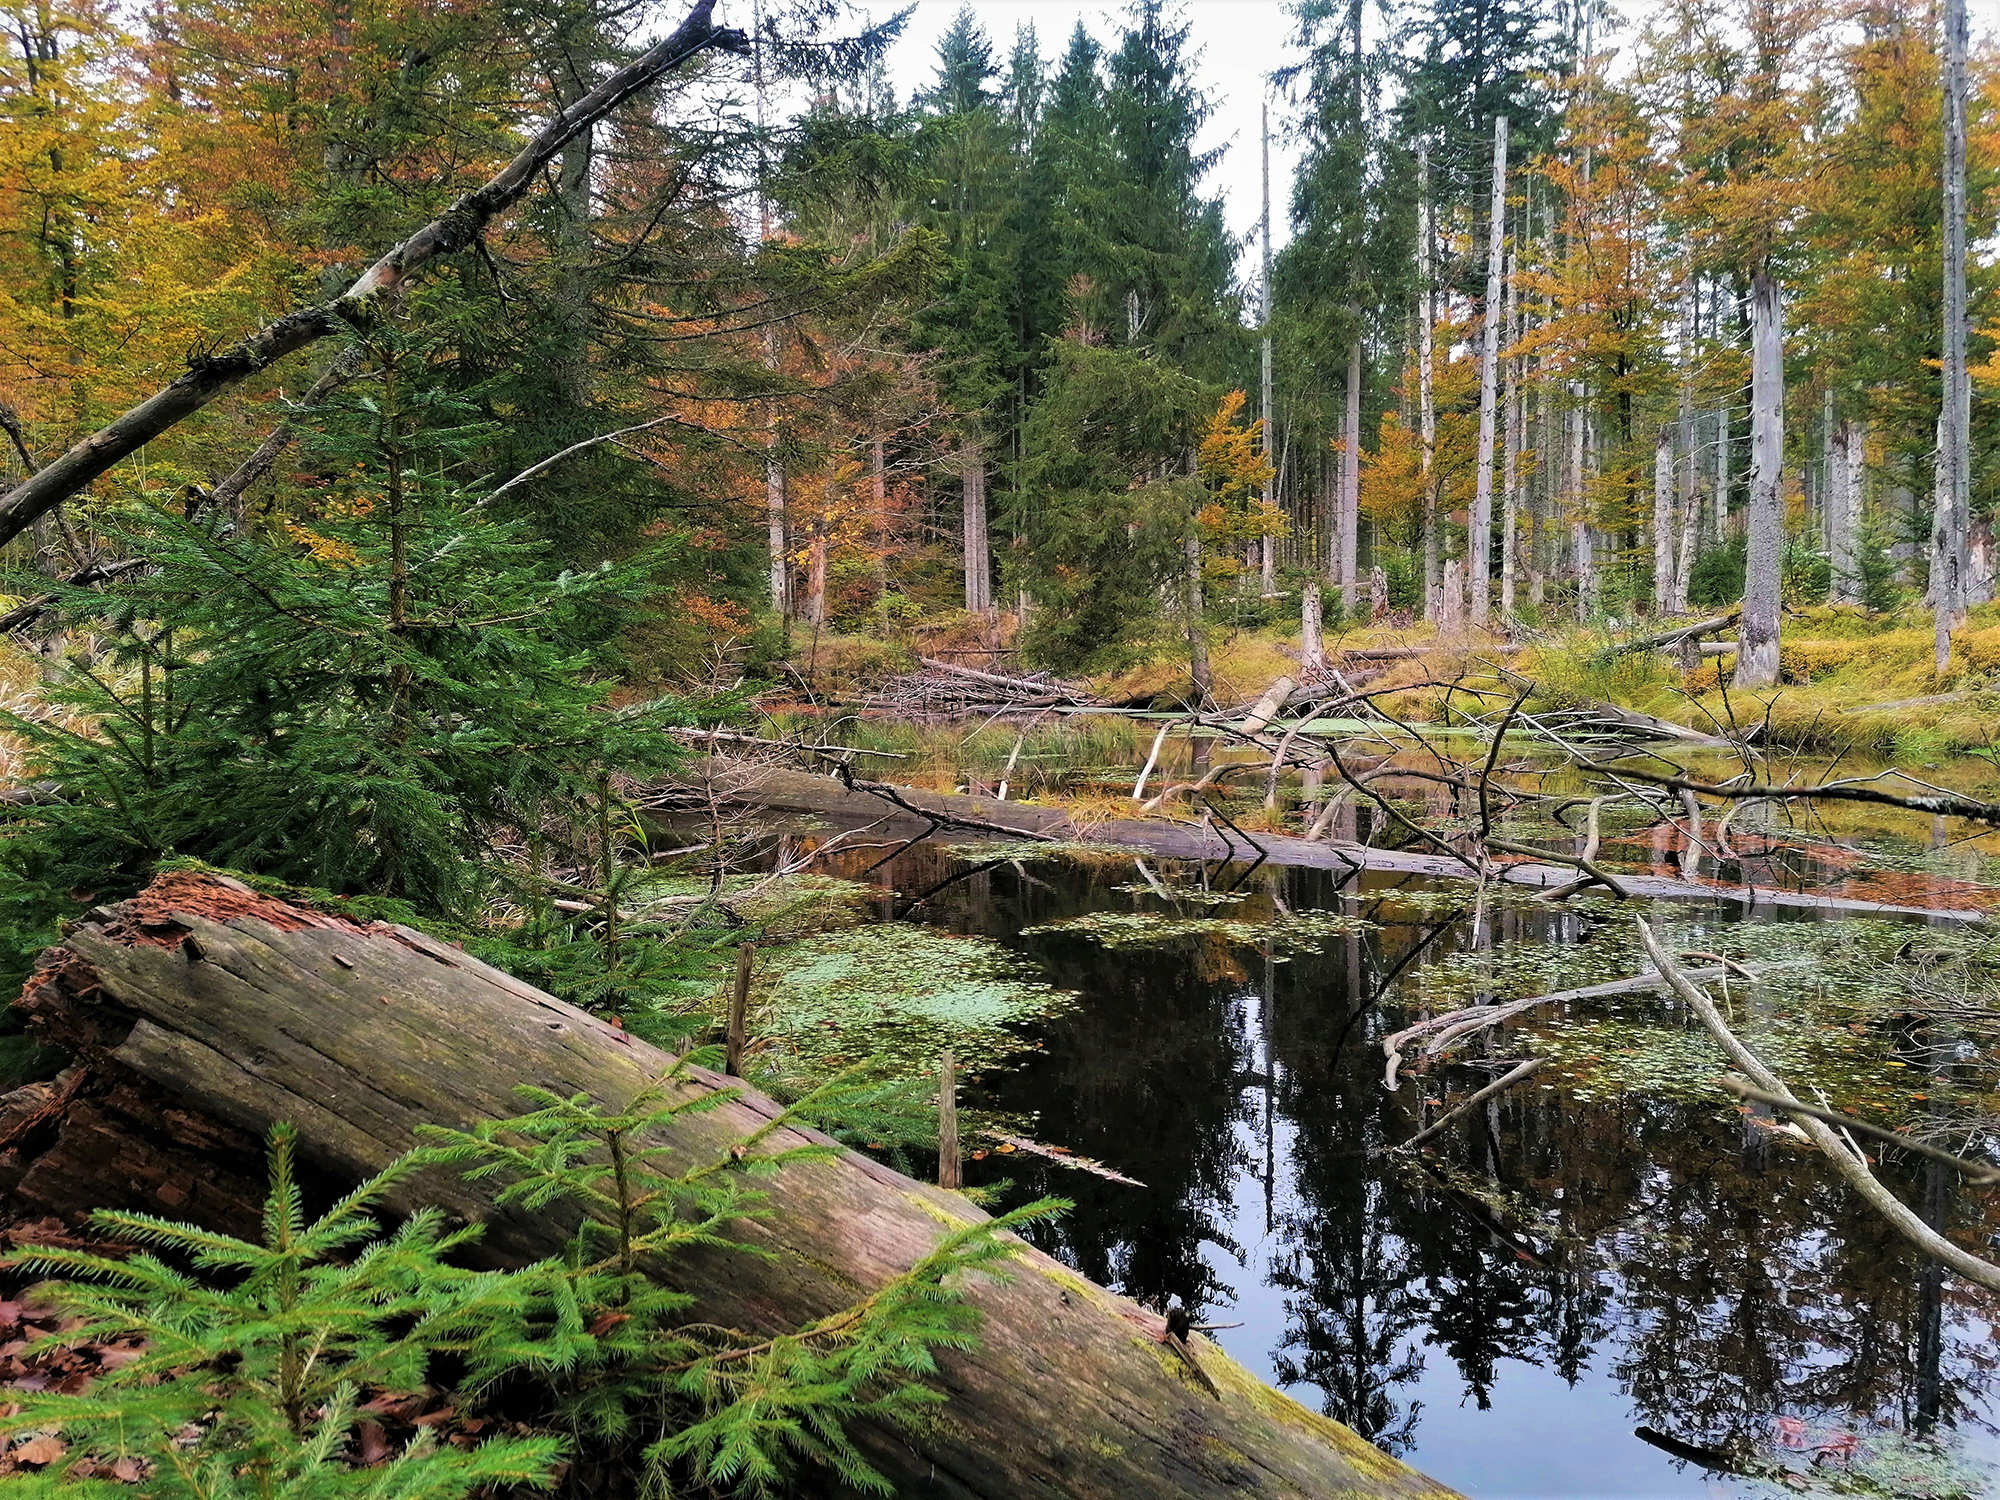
[787,829,2000,1500]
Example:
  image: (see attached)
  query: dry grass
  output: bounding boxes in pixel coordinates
[0,642,54,785]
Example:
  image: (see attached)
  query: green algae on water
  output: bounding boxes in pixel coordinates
[1022,907,1375,955]
[750,925,1074,1085]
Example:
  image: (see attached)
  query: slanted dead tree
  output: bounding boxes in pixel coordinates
[0,1,749,549]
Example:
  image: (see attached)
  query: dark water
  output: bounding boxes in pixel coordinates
[824,840,2000,1500]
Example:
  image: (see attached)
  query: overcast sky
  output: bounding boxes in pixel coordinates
[865,0,1308,270]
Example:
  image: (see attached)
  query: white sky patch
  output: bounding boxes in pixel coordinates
[868,0,1308,272]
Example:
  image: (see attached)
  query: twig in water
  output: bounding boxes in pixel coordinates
[1379,1058,1544,1154]
[1717,1075,2000,1184]
[1637,918,2000,1294]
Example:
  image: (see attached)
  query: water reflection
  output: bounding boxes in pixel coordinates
[843,844,2000,1497]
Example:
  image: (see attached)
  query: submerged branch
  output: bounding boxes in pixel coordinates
[1717,1076,2000,1185]
[1636,918,2000,1295]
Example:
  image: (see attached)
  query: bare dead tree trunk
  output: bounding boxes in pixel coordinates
[1652,425,1675,615]
[1417,143,1439,621]
[1831,416,1863,605]
[0,1,743,547]
[1500,246,1521,622]
[1569,387,1592,621]
[1301,580,1324,668]
[1340,340,1361,616]
[1735,267,1784,689]
[962,445,991,616]
[1260,97,1278,598]
[1470,114,1508,629]
[1713,401,1730,542]
[1672,275,1698,612]
[1937,0,1971,672]
[805,518,828,628]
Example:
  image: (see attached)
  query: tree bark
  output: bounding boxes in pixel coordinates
[1185,532,1211,704]
[1568,388,1592,621]
[7,871,1462,1500]
[1339,341,1361,615]
[962,447,991,616]
[1260,98,1278,599]
[1712,400,1729,543]
[1672,277,1698,612]
[0,1,745,549]
[1301,579,1324,668]
[1500,246,1521,622]
[1937,0,1971,672]
[766,366,789,620]
[1416,144,1439,621]
[1470,115,1508,628]
[1735,268,1784,690]
[1652,425,1675,615]
[1830,416,1862,605]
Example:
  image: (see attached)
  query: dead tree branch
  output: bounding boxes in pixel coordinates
[1717,1076,2000,1185]
[1602,764,2000,828]
[1637,918,2000,1294]
[0,1,747,547]
[1381,1059,1545,1153]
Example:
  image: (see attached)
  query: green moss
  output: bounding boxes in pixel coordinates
[1033,1264,1104,1304]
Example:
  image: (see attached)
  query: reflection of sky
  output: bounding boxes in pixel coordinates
[1208,986,1998,1500]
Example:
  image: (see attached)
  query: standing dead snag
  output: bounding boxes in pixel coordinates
[8,871,1463,1500]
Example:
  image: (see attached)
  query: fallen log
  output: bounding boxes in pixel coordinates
[7,871,1456,1500]
[680,763,1994,921]
[1594,610,1739,661]
[1234,675,1296,735]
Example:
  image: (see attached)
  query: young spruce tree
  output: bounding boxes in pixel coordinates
[0,328,694,974]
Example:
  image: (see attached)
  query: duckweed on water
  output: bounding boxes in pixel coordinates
[941,840,1152,865]
[1109,881,1250,906]
[1022,908,1376,954]
[750,925,1075,1086]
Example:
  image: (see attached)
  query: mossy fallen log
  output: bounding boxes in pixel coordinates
[7,870,1460,1500]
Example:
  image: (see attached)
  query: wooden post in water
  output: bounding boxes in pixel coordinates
[726,943,753,1076]
[938,1049,961,1190]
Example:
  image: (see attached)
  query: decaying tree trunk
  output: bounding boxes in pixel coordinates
[1469,114,1507,629]
[6,871,1458,1500]
[1735,268,1784,689]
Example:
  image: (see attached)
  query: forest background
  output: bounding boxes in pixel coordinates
[1,0,1996,709]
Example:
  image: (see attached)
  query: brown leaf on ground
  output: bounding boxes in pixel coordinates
[12,1434,65,1465]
